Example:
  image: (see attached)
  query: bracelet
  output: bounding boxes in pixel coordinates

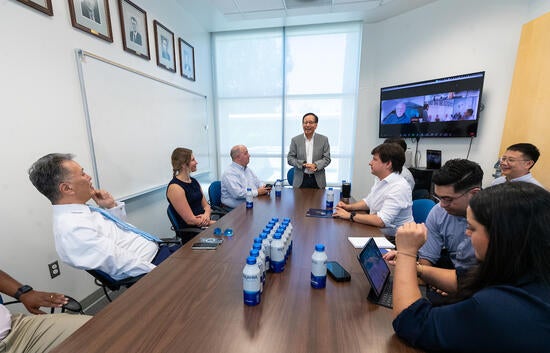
[397,251,417,259]
[416,262,424,278]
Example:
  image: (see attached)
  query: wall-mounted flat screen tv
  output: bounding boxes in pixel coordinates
[379,71,485,138]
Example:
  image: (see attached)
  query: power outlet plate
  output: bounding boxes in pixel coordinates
[48,261,60,279]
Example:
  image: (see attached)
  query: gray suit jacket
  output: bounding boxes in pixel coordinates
[287,133,331,188]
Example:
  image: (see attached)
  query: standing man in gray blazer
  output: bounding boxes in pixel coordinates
[287,113,331,188]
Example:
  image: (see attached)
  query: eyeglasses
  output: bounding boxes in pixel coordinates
[499,156,530,163]
[433,188,474,204]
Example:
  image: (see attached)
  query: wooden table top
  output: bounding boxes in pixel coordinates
[52,188,422,353]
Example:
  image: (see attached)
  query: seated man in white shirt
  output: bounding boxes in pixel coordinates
[221,145,271,208]
[0,269,90,351]
[29,153,179,281]
[332,143,413,237]
[491,143,543,188]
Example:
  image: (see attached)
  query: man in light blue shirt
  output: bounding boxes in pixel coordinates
[491,143,543,188]
[221,145,271,208]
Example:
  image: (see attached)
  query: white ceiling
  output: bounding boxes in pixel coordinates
[175,0,438,32]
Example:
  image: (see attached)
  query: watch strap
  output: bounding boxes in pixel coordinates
[350,211,356,222]
[14,285,33,300]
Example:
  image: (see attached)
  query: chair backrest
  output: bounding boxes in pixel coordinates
[208,181,222,207]
[167,205,181,231]
[287,168,295,186]
[412,198,436,223]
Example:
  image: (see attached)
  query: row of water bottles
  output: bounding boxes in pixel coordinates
[243,217,294,306]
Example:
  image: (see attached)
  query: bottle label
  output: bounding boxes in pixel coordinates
[271,260,285,273]
[325,201,334,209]
[243,290,261,306]
[246,201,253,208]
[275,190,282,197]
[311,273,327,289]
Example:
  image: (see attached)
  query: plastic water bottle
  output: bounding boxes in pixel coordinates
[243,256,261,306]
[275,179,282,197]
[270,233,285,273]
[246,188,253,208]
[250,248,264,292]
[311,244,327,289]
[260,232,270,271]
[326,187,334,210]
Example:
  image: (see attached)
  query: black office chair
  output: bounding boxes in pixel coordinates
[1,293,85,314]
[86,270,145,302]
[87,235,181,302]
[208,181,231,216]
[167,206,204,245]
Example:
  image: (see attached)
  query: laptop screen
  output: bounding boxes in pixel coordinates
[357,238,391,297]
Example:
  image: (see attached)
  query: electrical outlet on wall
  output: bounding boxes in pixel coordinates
[48,261,60,279]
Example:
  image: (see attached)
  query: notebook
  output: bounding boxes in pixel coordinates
[305,208,333,218]
[357,238,394,308]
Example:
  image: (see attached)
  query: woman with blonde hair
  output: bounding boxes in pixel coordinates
[167,148,214,242]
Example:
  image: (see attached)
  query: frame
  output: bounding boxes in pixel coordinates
[68,0,113,42]
[17,0,53,16]
[153,20,176,72]
[179,38,196,81]
[118,0,150,60]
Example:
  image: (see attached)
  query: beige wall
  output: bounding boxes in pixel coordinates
[501,11,550,188]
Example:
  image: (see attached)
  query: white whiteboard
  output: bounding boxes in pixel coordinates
[77,50,210,200]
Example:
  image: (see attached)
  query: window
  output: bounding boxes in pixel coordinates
[213,23,362,185]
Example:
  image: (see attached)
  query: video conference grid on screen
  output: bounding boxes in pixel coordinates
[378,72,485,138]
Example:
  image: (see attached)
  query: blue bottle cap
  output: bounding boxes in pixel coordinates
[260,233,267,239]
[283,217,291,222]
[328,187,333,190]
[274,234,282,239]
[254,237,262,244]
[315,244,325,252]
[250,249,259,257]
[246,256,256,265]
[213,227,222,235]
[224,228,234,237]
[271,217,279,222]
[253,243,262,251]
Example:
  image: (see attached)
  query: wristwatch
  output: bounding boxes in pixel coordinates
[14,285,33,300]
[349,211,356,222]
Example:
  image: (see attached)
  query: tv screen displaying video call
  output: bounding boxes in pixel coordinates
[379,71,485,138]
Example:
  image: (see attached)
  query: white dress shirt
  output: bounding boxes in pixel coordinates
[221,162,263,208]
[304,133,314,174]
[401,166,415,191]
[52,202,158,280]
[363,172,414,235]
[0,305,10,341]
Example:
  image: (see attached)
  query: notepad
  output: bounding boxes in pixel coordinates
[348,237,395,249]
[305,208,333,218]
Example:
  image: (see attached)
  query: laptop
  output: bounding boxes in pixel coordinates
[357,238,427,308]
[357,238,394,308]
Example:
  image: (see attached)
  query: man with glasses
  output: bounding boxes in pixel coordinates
[491,143,543,187]
[287,113,331,188]
[384,159,482,276]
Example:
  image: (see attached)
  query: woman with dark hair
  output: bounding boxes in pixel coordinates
[167,148,214,232]
[391,182,550,352]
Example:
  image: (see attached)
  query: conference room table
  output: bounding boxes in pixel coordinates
[52,188,422,353]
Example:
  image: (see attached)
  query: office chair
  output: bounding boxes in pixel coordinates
[287,168,295,186]
[86,269,145,302]
[88,236,181,302]
[167,206,203,245]
[1,293,85,314]
[412,198,436,223]
[207,181,231,216]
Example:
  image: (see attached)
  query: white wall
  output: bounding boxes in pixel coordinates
[352,0,538,199]
[0,0,214,301]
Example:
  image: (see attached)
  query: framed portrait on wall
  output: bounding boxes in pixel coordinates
[153,20,176,73]
[17,0,53,16]
[179,38,195,81]
[68,0,113,42]
[118,0,150,60]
